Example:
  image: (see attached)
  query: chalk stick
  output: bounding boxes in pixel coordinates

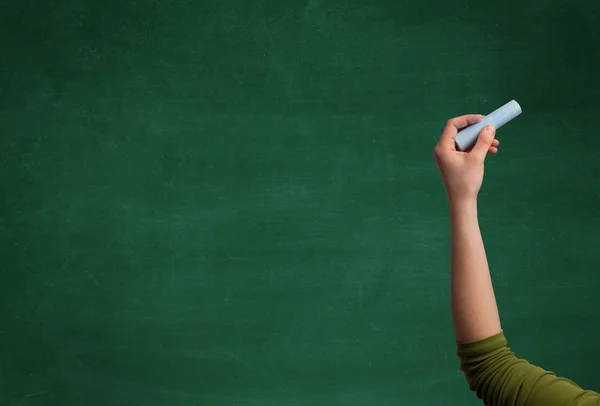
[455,100,522,151]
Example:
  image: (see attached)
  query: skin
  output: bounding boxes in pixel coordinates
[433,115,502,343]
[434,116,600,405]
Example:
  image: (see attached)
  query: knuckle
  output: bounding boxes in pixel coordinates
[470,154,484,164]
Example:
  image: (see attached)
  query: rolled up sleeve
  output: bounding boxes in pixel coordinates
[457,332,600,406]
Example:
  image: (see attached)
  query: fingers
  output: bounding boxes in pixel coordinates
[487,139,500,154]
[464,138,499,152]
[439,114,485,149]
[471,125,497,160]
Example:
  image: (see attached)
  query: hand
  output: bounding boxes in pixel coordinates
[433,115,499,206]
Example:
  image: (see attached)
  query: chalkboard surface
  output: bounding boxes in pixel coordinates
[2,1,599,405]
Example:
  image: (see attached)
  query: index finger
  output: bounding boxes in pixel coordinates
[439,114,485,148]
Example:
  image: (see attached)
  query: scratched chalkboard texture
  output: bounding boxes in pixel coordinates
[1,0,599,405]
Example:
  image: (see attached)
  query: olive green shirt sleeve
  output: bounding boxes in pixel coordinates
[457,332,600,406]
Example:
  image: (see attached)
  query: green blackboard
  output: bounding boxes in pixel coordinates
[2,0,599,404]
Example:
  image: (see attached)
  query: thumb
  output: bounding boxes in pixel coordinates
[471,125,496,160]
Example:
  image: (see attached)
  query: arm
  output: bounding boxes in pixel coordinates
[449,200,501,343]
[434,116,501,343]
[434,116,600,406]
[458,332,599,406]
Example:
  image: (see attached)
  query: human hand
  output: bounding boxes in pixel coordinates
[433,115,499,206]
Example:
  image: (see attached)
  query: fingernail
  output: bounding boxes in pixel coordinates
[486,125,495,133]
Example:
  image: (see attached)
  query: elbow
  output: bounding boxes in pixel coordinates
[460,359,487,393]
[460,347,527,403]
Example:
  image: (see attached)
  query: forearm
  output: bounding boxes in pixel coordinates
[450,199,501,344]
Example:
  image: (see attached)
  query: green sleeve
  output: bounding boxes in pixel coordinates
[457,332,600,406]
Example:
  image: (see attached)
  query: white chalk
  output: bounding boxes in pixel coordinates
[455,100,522,151]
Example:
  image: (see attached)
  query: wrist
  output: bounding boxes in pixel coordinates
[449,198,478,216]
